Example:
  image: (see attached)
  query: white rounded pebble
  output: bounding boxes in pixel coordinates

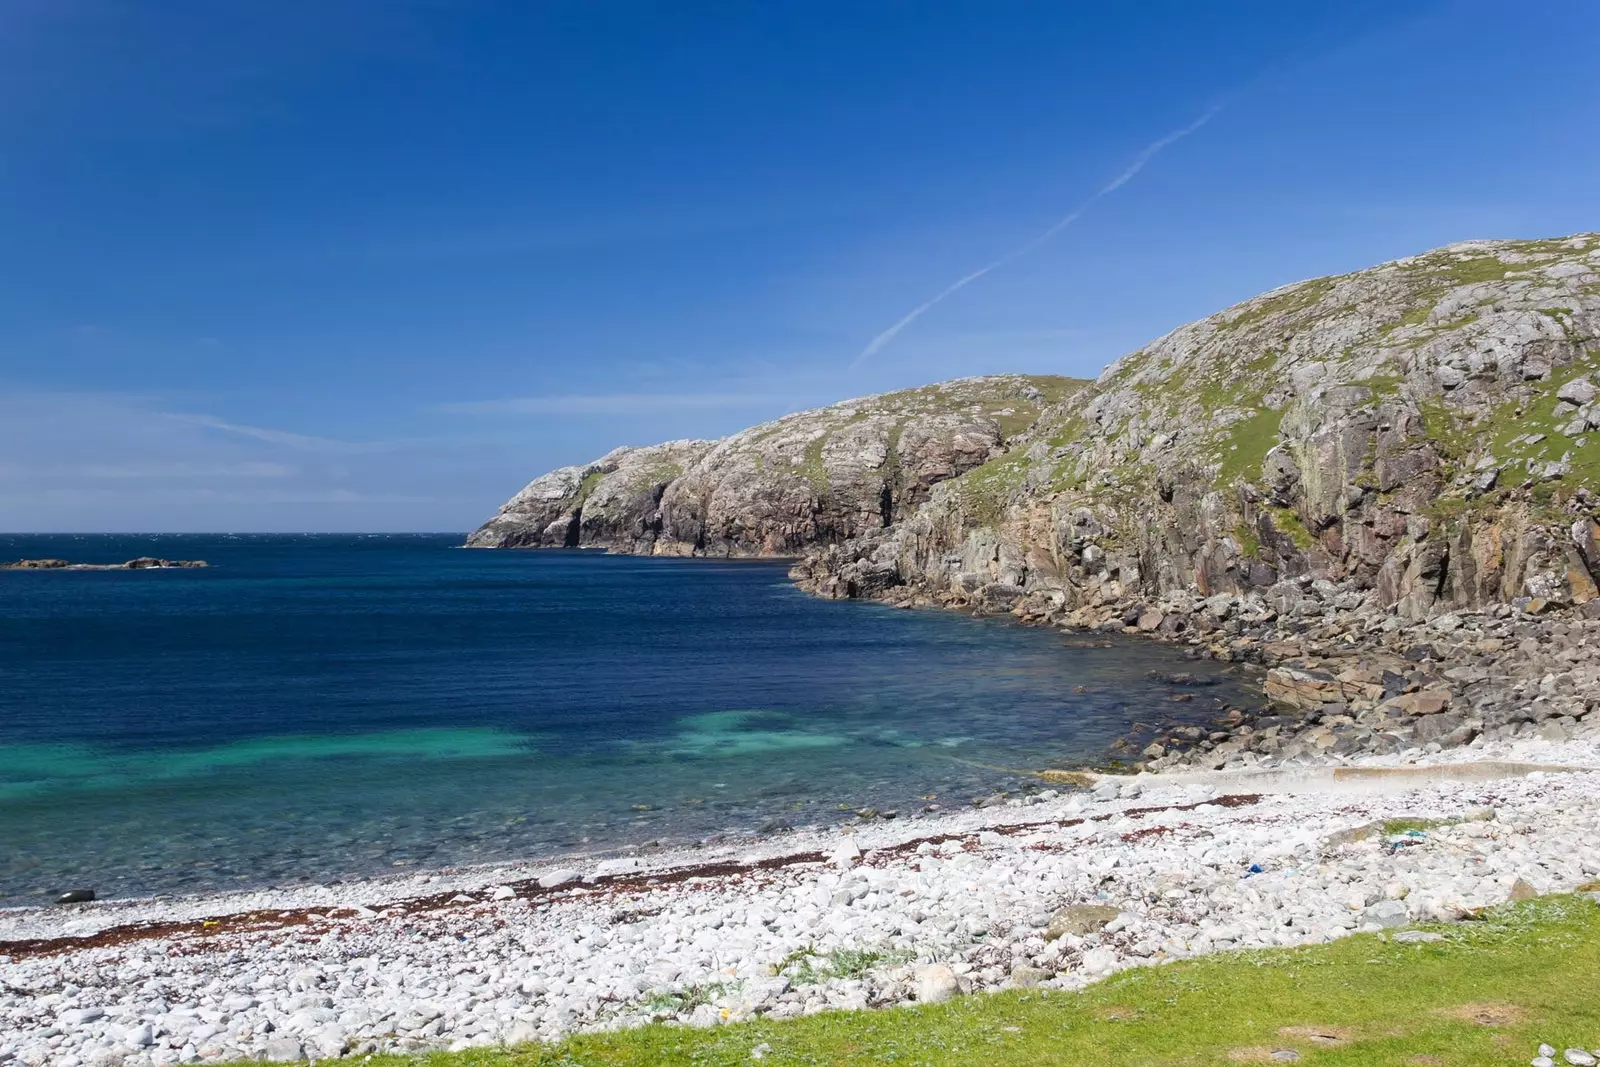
[536,868,581,888]
[914,964,959,1003]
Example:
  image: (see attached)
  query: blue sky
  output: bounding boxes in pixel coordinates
[2,1,1598,532]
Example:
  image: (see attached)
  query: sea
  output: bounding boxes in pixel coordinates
[0,534,1259,904]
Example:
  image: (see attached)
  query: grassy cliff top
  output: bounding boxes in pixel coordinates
[951,234,1600,516]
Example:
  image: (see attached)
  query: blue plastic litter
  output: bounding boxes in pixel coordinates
[1388,835,1426,853]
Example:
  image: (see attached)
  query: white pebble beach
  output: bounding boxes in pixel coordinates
[5,733,1600,1066]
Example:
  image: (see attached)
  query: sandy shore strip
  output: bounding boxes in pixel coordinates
[5,734,1600,1066]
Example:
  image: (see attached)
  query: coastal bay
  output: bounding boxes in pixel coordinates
[7,5,1600,1061]
[5,534,1600,1064]
[5,233,1600,1064]
[0,535,1259,905]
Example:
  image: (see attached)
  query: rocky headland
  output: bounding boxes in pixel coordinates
[473,233,1600,770]
[465,375,1084,556]
[795,234,1600,618]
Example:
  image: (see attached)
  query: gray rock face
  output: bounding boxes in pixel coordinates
[466,376,1083,557]
[469,234,1600,620]
[467,440,716,551]
[795,234,1600,618]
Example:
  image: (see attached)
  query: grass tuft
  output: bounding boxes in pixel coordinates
[1213,407,1286,489]
[779,944,914,986]
[1381,817,1455,836]
[640,981,732,1015]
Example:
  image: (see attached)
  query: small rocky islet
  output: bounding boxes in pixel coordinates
[2,558,207,572]
[7,233,1600,1065]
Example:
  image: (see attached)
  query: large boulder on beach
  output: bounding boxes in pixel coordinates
[1044,903,1121,941]
[259,1037,308,1062]
[536,867,582,889]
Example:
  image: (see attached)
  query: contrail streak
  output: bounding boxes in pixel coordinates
[851,105,1221,369]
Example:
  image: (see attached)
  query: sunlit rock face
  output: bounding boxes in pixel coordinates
[793,235,1600,618]
[466,375,1084,557]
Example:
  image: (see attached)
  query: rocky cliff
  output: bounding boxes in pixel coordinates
[466,375,1084,556]
[792,234,1600,621]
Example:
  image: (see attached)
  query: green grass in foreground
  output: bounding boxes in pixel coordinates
[248,896,1600,1066]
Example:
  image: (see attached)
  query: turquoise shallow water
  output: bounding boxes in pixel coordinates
[0,534,1258,903]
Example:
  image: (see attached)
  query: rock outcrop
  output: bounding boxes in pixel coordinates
[793,234,1600,620]
[466,375,1084,556]
[469,234,1600,621]
[467,439,717,552]
[2,558,208,571]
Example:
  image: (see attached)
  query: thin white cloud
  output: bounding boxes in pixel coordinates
[0,460,291,481]
[851,106,1222,369]
[441,393,779,416]
[2,487,434,505]
[0,389,479,530]
[77,461,294,480]
[162,412,429,454]
[161,412,353,451]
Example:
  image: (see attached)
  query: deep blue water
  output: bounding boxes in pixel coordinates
[0,535,1254,904]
